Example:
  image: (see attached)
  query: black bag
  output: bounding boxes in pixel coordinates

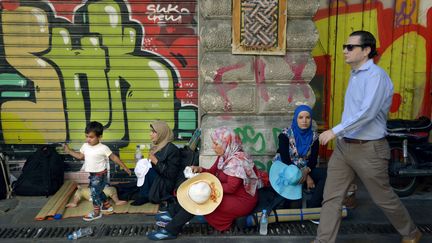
[13,146,64,196]
[174,146,199,189]
[0,153,12,200]
[179,146,199,168]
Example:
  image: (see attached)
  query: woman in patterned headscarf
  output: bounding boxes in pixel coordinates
[266,105,326,214]
[147,126,259,241]
[200,126,259,228]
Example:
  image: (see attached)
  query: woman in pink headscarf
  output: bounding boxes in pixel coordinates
[147,126,259,240]
[196,126,259,230]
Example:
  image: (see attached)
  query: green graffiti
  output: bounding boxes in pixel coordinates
[0,74,27,86]
[233,125,282,156]
[273,127,282,150]
[232,125,281,171]
[234,125,266,154]
[253,159,273,172]
[0,73,31,98]
[0,0,186,164]
[42,0,176,160]
[178,108,197,138]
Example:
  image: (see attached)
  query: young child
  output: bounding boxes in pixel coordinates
[64,121,131,221]
[65,185,127,208]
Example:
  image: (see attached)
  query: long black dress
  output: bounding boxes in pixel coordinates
[148,142,182,204]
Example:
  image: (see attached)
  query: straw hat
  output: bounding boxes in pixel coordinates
[177,172,223,215]
[269,160,303,200]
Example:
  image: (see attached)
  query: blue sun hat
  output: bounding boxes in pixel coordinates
[269,160,302,200]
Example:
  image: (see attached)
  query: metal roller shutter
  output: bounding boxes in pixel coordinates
[0,0,198,169]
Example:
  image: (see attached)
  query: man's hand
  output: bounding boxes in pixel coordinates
[319,129,336,145]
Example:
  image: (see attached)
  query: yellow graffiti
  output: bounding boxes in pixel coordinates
[0,1,177,167]
[313,5,428,136]
[379,32,427,119]
[1,7,66,143]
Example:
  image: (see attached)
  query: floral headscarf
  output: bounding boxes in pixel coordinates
[211,126,258,196]
[150,121,174,153]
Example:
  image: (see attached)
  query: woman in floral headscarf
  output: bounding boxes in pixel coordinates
[147,126,258,241]
[200,126,259,229]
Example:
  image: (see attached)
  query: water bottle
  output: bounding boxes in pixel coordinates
[259,209,268,235]
[135,145,142,162]
[67,227,93,240]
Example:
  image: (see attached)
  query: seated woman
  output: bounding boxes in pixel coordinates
[130,157,156,206]
[265,105,326,214]
[137,121,182,206]
[147,126,259,240]
[65,185,127,208]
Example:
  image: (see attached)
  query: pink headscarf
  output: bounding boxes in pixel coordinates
[211,127,258,196]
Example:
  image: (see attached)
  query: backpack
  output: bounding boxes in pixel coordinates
[0,153,12,200]
[13,146,64,196]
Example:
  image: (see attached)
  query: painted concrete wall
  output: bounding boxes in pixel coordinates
[198,0,320,171]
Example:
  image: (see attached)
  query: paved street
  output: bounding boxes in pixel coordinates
[0,177,431,242]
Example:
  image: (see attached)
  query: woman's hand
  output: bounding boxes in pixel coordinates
[306,175,315,190]
[148,153,158,165]
[190,166,202,173]
[299,166,311,184]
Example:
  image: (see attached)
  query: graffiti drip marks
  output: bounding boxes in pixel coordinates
[213,63,244,112]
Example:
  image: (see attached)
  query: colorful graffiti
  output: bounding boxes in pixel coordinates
[233,125,282,171]
[313,0,432,136]
[0,0,198,165]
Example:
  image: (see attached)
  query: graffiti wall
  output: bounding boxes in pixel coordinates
[312,0,432,133]
[0,0,198,166]
[229,0,432,165]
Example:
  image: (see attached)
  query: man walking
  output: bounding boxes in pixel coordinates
[312,30,422,243]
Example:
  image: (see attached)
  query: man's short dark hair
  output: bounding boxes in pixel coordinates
[85,121,104,137]
[350,30,378,59]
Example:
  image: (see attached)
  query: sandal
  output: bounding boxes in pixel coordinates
[101,204,114,213]
[155,221,169,228]
[147,228,177,241]
[155,212,172,222]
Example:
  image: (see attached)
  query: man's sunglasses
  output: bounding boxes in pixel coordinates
[343,44,364,51]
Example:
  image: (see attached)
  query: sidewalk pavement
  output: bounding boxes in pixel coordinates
[1,178,431,242]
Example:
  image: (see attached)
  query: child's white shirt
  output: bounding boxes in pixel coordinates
[79,143,112,173]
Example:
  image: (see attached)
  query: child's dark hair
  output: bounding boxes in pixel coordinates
[85,121,104,137]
